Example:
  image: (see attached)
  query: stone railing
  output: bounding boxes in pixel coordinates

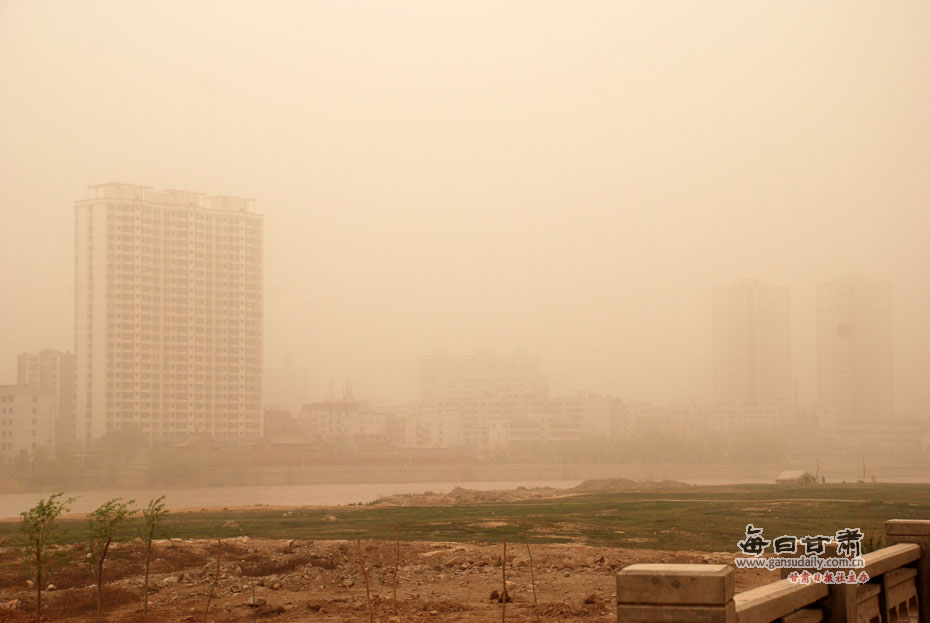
[617,519,928,623]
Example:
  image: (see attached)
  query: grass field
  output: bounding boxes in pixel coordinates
[1,483,927,552]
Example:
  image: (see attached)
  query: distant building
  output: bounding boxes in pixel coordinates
[263,356,310,416]
[0,385,57,464]
[775,470,817,485]
[257,432,318,459]
[263,408,301,434]
[507,417,545,444]
[713,280,792,405]
[74,183,263,444]
[815,414,927,465]
[409,409,462,448]
[817,276,893,420]
[626,401,802,440]
[546,394,625,440]
[420,350,549,448]
[17,348,75,449]
[775,470,816,485]
[298,399,396,449]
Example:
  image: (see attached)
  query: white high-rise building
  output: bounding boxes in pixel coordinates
[817,276,892,420]
[74,183,263,444]
[713,280,792,405]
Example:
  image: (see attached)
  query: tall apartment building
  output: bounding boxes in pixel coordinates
[817,276,892,420]
[713,280,792,405]
[17,348,75,449]
[0,385,56,464]
[420,350,549,447]
[74,183,263,445]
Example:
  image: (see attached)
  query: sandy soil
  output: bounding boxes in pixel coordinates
[371,478,692,506]
[0,536,772,622]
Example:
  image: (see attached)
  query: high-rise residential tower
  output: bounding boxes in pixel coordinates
[713,280,792,405]
[74,183,263,445]
[817,276,892,420]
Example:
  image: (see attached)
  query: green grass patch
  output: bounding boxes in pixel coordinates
[1,483,927,552]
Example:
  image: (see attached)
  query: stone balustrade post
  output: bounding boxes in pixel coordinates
[617,564,735,623]
[885,519,930,623]
[823,583,856,623]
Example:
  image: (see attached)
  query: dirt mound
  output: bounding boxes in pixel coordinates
[373,485,568,506]
[373,478,690,507]
[572,478,691,492]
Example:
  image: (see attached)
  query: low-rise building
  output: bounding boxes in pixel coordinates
[17,348,75,449]
[298,399,395,448]
[412,413,461,448]
[776,470,816,485]
[0,385,57,464]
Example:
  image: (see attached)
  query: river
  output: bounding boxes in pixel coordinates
[4,464,925,519]
[0,479,583,519]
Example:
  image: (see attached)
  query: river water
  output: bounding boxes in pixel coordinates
[0,479,582,519]
[4,469,924,519]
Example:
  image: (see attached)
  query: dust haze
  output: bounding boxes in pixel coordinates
[1,0,929,497]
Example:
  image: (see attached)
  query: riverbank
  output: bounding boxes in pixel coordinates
[2,481,926,622]
[2,482,926,551]
[7,458,924,497]
[0,479,584,520]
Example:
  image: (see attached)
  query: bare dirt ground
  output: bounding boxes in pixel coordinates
[0,536,772,622]
[371,478,692,506]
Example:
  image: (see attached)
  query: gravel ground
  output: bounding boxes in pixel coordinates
[0,536,772,622]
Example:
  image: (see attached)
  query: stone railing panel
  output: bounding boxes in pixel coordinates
[885,520,929,623]
[734,579,827,623]
[883,567,919,623]
[783,608,824,623]
[856,583,882,623]
[860,543,921,578]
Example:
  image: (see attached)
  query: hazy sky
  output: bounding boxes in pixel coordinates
[1,1,928,414]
